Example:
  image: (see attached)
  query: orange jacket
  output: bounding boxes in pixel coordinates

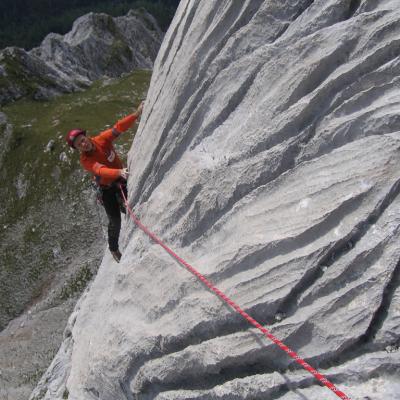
[80,113,137,186]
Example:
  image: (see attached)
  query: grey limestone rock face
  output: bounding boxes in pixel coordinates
[0,9,162,105]
[33,0,400,399]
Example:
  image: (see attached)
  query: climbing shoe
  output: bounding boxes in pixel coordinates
[111,249,122,263]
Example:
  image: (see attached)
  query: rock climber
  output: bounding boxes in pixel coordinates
[66,102,143,263]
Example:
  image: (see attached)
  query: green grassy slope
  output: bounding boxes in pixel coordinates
[0,70,151,329]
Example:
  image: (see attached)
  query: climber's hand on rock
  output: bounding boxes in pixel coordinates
[136,101,144,117]
[120,168,129,179]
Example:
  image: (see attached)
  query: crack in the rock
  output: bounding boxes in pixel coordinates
[251,36,400,163]
[300,235,392,307]
[208,188,371,283]
[136,361,285,399]
[132,323,317,398]
[132,0,318,209]
[279,43,355,113]
[129,0,200,196]
[296,45,400,163]
[194,0,266,73]
[277,177,400,319]
[346,0,362,20]
[127,245,400,399]
[137,61,263,209]
[191,66,264,151]
[292,0,315,23]
[138,0,194,133]
[124,162,400,398]
[132,0,263,206]
[179,135,306,247]
[319,252,400,370]
[156,184,203,237]
[159,0,195,68]
[123,296,289,398]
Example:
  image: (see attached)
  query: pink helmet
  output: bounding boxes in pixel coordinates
[66,129,86,148]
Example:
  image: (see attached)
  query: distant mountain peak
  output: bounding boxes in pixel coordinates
[0,9,163,105]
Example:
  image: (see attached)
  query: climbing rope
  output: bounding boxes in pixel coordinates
[120,186,351,400]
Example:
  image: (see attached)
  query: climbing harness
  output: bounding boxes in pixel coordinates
[120,186,351,400]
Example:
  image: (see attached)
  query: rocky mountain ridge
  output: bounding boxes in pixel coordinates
[0,9,162,105]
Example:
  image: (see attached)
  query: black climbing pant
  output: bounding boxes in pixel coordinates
[100,181,127,252]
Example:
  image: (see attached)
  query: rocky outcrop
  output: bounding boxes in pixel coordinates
[32,0,400,399]
[31,10,162,83]
[0,47,75,104]
[0,9,162,105]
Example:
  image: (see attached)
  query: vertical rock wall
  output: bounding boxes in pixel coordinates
[33,1,400,399]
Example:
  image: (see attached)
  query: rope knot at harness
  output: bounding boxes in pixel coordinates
[119,186,351,400]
